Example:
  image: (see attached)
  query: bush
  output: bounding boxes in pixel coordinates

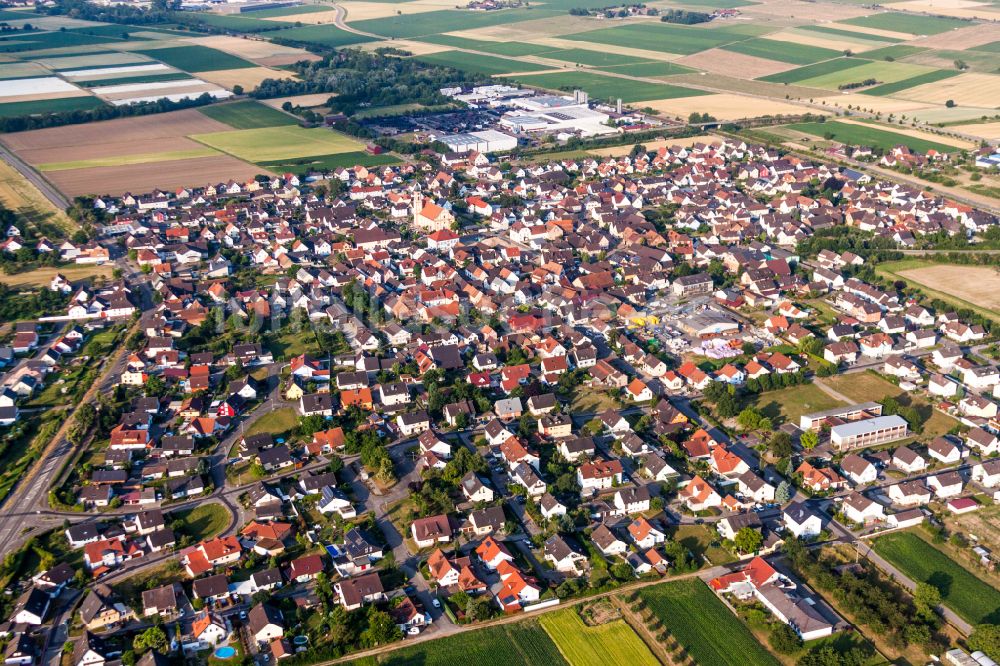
[768,623,802,654]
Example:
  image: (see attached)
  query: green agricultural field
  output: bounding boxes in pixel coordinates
[420,35,556,56]
[173,502,230,541]
[872,531,1000,624]
[792,60,936,90]
[134,45,255,72]
[260,151,400,173]
[173,11,293,32]
[861,69,961,96]
[0,95,105,118]
[198,100,298,129]
[859,44,927,60]
[759,57,870,83]
[539,609,659,666]
[81,72,191,87]
[539,48,650,67]
[193,125,364,163]
[800,24,902,43]
[514,70,707,102]
[37,147,220,171]
[564,22,748,56]
[785,120,958,153]
[362,620,569,666]
[842,12,970,35]
[414,50,549,75]
[722,38,841,65]
[598,61,696,77]
[264,24,376,48]
[639,579,778,666]
[0,30,115,53]
[0,9,40,19]
[974,41,1000,53]
[349,7,561,39]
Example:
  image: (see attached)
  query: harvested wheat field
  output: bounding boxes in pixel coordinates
[677,48,795,79]
[184,35,318,63]
[815,93,934,114]
[454,15,597,42]
[895,264,1000,311]
[260,93,335,109]
[46,155,268,197]
[912,22,1000,48]
[765,28,883,53]
[337,1,442,20]
[888,0,1000,20]
[0,264,114,288]
[747,0,870,20]
[197,67,296,89]
[0,159,74,233]
[671,72,826,100]
[948,121,1000,140]
[642,93,813,120]
[897,72,1000,107]
[824,22,914,40]
[357,39,449,55]
[523,37,681,62]
[264,8,342,23]
[0,108,231,151]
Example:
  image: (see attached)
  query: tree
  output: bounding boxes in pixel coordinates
[775,480,793,504]
[466,595,495,622]
[132,626,168,654]
[969,624,1000,661]
[770,431,793,458]
[359,608,402,647]
[800,430,819,450]
[768,623,802,654]
[914,582,941,620]
[734,527,763,554]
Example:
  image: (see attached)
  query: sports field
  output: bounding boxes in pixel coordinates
[872,531,1000,624]
[639,579,778,666]
[783,120,959,153]
[538,609,658,666]
[191,125,365,163]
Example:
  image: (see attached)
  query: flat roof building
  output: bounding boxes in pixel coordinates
[830,415,908,451]
[799,401,883,431]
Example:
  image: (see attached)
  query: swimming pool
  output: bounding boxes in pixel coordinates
[214,647,236,659]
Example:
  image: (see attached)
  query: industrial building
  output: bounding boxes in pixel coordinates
[500,93,615,138]
[436,129,518,154]
[829,415,909,451]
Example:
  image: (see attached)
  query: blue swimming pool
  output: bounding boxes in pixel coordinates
[214,647,236,659]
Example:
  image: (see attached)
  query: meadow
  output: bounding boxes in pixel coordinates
[414,51,550,75]
[513,71,707,102]
[639,579,778,666]
[190,125,365,163]
[750,383,845,426]
[784,120,959,153]
[538,608,659,666]
[197,100,298,129]
[872,531,1000,624]
[358,620,569,666]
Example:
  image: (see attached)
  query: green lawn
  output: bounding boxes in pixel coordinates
[722,38,841,65]
[245,407,299,438]
[266,24,377,48]
[784,120,959,154]
[349,7,561,39]
[513,70,707,102]
[539,609,659,666]
[564,22,749,56]
[860,69,961,96]
[820,371,959,437]
[758,57,870,83]
[172,502,230,541]
[414,50,549,75]
[842,12,971,35]
[639,579,778,666]
[872,531,1000,624]
[0,95,105,118]
[361,620,569,666]
[135,45,255,72]
[191,125,364,163]
[668,524,736,565]
[751,383,845,426]
[198,100,298,129]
